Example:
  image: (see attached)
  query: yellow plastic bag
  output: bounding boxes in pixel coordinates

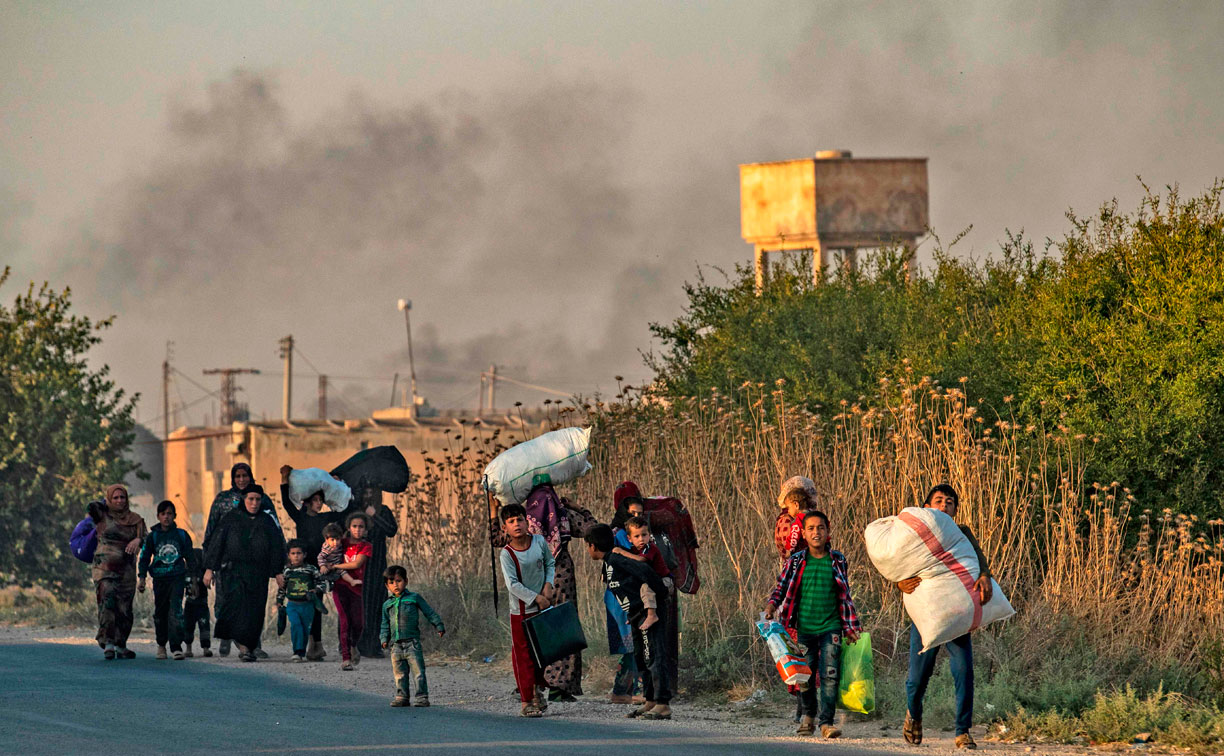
[838,632,875,714]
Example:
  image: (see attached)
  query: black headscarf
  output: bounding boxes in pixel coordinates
[230,463,255,496]
[239,483,266,515]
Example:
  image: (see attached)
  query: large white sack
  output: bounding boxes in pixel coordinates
[287,467,352,512]
[865,506,1015,652]
[483,427,593,504]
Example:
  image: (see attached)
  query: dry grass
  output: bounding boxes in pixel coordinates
[382,372,1224,698]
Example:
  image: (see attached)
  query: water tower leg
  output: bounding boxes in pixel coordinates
[755,246,767,294]
[812,241,826,286]
[843,248,857,274]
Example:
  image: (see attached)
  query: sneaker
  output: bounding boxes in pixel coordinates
[821,725,842,739]
[412,697,430,708]
[290,655,303,663]
[797,715,815,736]
[253,647,269,660]
[156,645,168,660]
[172,650,185,661]
[103,644,116,660]
[955,733,977,750]
[390,698,409,707]
[202,648,213,657]
[219,639,231,657]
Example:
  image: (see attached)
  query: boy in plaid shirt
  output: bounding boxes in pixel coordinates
[764,511,862,739]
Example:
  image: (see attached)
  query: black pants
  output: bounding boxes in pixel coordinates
[310,601,323,642]
[633,614,673,705]
[183,600,211,648]
[152,576,186,651]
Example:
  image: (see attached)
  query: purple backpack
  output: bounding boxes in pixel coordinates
[70,517,98,563]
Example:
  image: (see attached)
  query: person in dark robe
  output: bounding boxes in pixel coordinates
[204,485,285,662]
[356,488,399,658]
[204,462,279,657]
[278,464,346,660]
[92,484,147,659]
[489,474,598,700]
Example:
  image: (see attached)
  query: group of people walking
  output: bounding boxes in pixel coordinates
[768,476,991,749]
[83,462,400,668]
[80,461,989,746]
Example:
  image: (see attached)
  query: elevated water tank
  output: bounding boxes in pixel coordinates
[740,151,929,289]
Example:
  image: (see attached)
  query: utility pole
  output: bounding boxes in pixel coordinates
[162,342,173,440]
[478,371,485,415]
[203,368,261,425]
[318,375,328,420]
[279,335,294,422]
[487,364,497,413]
[396,299,419,418]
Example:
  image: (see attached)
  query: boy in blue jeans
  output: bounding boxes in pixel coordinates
[380,565,444,707]
[765,511,862,738]
[277,539,326,662]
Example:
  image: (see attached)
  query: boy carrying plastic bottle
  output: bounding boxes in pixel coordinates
[764,510,862,738]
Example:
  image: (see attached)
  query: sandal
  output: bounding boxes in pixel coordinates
[640,709,672,720]
[903,711,922,745]
[626,703,655,719]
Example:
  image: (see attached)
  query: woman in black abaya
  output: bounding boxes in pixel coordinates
[204,485,285,662]
[356,489,399,658]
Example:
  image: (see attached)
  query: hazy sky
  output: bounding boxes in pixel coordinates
[3,1,1222,427]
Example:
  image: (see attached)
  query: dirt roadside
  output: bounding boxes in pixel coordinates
[2,622,1088,755]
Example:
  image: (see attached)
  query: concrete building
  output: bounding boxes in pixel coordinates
[164,409,543,544]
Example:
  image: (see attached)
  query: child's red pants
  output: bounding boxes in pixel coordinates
[510,613,544,703]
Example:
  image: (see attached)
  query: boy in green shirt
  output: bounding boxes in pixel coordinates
[765,511,863,738]
[380,565,444,707]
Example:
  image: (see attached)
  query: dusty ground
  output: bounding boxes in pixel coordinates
[1,621,1091,755]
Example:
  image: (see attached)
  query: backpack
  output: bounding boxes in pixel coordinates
[643,496,701,595]
[70,517,98,563]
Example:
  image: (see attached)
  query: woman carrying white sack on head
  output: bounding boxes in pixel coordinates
[896,485,992,751]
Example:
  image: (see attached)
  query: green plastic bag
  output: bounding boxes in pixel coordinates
[839,632,875,714]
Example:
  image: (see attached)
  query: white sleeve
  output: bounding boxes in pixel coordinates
[499,547,539,607]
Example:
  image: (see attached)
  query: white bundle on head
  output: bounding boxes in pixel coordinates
[287,468,352,512]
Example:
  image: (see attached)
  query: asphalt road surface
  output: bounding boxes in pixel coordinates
[2,642,891,755]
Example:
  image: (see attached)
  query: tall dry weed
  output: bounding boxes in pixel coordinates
[385,375,1224,690]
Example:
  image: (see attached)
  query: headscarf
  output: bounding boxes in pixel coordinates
[777,476,819,509]
[611,480,644,531]
[103,484,144,527]
[776,476,818,558]
[238,483,266,516]
[230,463,256,496]
[523,483,570,557]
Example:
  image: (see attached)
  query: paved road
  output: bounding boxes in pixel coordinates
[1,642,887,755]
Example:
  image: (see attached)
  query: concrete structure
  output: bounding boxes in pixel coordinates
[163,410,543,544]
[740,151,929,291]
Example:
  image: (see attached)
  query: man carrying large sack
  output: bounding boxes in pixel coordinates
[896,485,991,750]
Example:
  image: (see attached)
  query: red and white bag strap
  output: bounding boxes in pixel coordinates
[504,543,528,616]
